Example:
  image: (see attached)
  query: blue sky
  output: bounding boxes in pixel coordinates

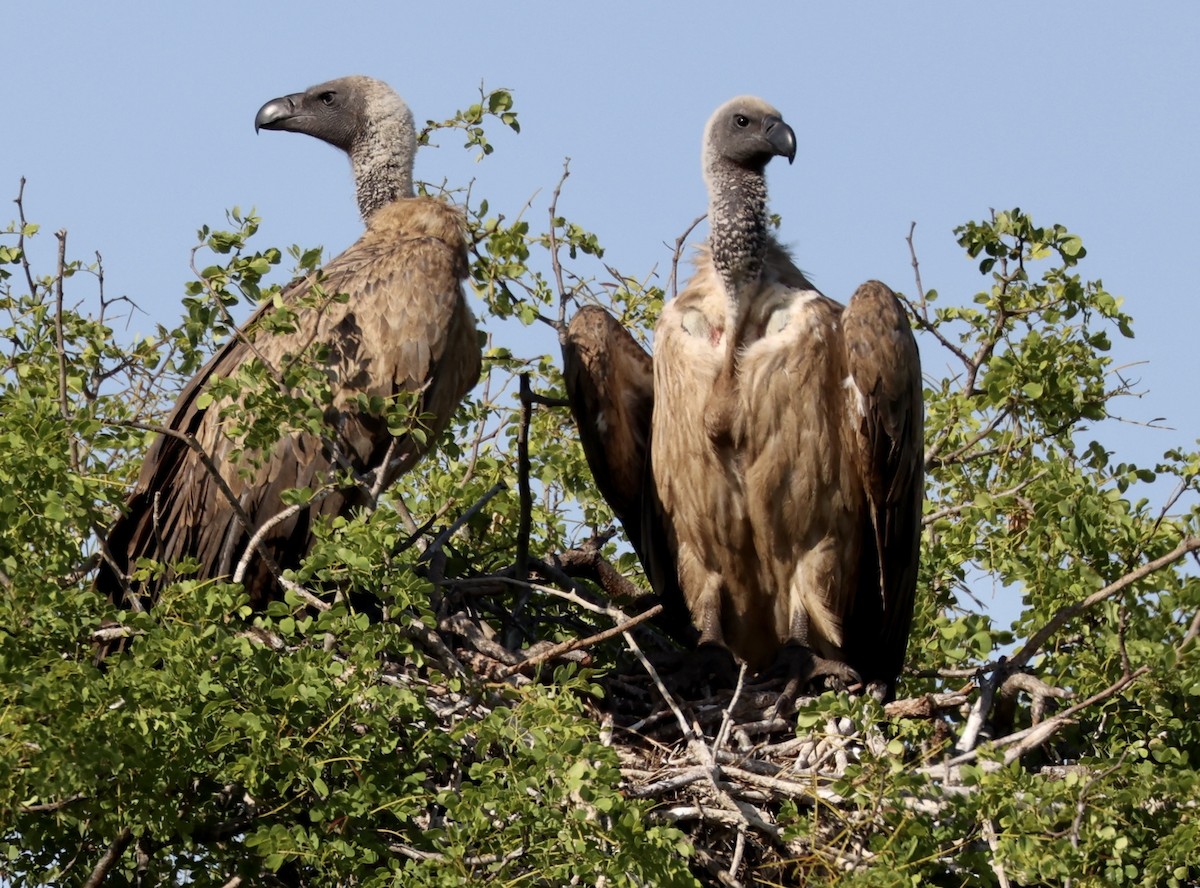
[6,2,1199,619]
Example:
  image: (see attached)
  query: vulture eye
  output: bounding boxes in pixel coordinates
[319,91,337,106]
[734,114,750,128]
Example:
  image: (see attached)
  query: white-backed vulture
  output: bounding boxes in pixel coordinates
[650,96,923,696]
[95,76,480,612]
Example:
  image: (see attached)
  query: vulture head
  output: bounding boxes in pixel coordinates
[255,75,417,220]
[703,96,796,179]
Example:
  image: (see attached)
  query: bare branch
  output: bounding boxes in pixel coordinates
[668,214,706,300]
[53,228,80,471]
[497,604,663,679]
[515,374,534,582]
[547,159,572,338]
[232,502,306,585]
[1009,536,1200,669]
[981,819,1012,888]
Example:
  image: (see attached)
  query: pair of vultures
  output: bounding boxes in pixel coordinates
[96,77,922,699]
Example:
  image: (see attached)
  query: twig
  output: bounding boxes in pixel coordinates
[515,374,534,582]
[418,481,506,563]
[14,178,40,301]
[981,819,1011,888]
[496,604,663,679]
[622,630,693,740]
[728,826,748,884]
[939,664,1150,770]
[369,437,402,505]
[525,391,570,408]
[668,214,707,299]
[906,222,925,310]
[712,664,748,756]
[232,502,306,584]
[547,159,573,337]
[20,793,87,814]
[998,671,1072,726]
[389,843,526,867]
[53,228,80,471]
[923,470,1047,526]
[955,670,997,753]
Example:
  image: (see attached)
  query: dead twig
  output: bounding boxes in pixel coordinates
[497,604,663,679]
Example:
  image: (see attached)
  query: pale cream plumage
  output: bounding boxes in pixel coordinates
[650,98,922,693]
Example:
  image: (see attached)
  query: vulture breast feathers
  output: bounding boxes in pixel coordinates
[651,97,923,696]
[96,76,480,610]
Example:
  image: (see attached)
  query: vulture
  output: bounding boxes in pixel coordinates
[95,76,481,613]
[652,96,923,696]
[566,97,922,697]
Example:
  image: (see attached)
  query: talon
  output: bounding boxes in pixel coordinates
[773,644,863,696]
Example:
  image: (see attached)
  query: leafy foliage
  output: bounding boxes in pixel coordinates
[1,93,1198,887]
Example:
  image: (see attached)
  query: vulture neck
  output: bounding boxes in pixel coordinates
[350,116,417,222]
[706,160,769,342]
[702,159,770,444]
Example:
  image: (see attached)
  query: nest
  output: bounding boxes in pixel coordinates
[413,542,1067,887]
[201,533,1080,886]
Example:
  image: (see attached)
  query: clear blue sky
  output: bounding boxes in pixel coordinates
[6,2,1198,619]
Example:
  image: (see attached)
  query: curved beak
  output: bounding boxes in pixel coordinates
[254,93,304,133]
[764,115,797,165]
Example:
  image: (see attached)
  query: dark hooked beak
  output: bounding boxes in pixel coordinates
[254,93,304,133]
[764,115,797,164]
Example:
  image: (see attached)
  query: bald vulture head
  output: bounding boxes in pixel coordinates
[701,97,797,296]
[255,75,417,221]
[702,96,796,178]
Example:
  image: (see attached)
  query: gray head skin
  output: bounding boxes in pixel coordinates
[702,96,796,299]
[255,76,417,221]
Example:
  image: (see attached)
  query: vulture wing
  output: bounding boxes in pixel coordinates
[562,306,654,536]
[97,198,478,608]
[840,280,924,689]
[562,306,693,643]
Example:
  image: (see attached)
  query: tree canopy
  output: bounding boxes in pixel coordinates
[2,91,1199,887]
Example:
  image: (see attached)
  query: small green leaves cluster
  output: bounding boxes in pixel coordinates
[420,86,519,159]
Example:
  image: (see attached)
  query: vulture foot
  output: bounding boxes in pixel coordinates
[766,645,863,716]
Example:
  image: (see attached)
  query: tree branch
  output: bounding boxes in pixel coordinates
[82,827,132,888]
[1009,536,1200,669]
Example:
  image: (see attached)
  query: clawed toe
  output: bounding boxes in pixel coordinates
[771,645,862,700]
